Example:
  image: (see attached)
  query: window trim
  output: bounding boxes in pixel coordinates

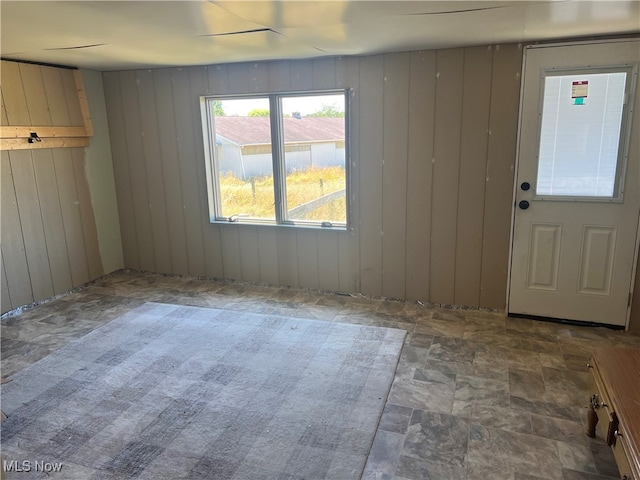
[200,89,350,229]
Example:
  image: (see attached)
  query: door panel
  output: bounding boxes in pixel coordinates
[509,40,640,327]
[527,224,562,291]
[578,226,616,296]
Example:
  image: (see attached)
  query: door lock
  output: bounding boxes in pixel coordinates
[518,200,530,210]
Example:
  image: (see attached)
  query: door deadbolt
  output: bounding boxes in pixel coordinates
[518,200,530,210]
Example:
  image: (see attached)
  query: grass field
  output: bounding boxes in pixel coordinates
[219,166,346,222]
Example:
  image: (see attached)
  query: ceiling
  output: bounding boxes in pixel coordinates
[1,1,639,71]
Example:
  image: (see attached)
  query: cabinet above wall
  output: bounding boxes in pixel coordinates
[1,60,93,150]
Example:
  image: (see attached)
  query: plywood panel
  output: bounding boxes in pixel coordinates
[480,44,523,309]
[9,150,55,300]
[1,251,12,313]
[277,229,299,287]
[249,62,270,93]
[257,227,279,285]
[53,148,90,286]
[19,63,51,126]
[297,229,319,290]
[430,48,464,305]
[312,58,336,90]
[119,70,156,272]
[454,46,493,306]
[318,230,339,291]
[60,68,84,126]
[239,226,261,283]
[1,151,33,307]
[221,226,242,281]
[405,50,436,303]
[208,64,230,94]
[227,63,250,94]
[172,67,207,277]
[338,231,355,293]
[268,60,291,92]
[1,92,8,128]
[71,148,104,280]
[382,52,410,299]
[1,61,30,125]
[152,69,189,275]
[190,66,224,278]
[103,71,139,269]
[290,60,313,91]
[136,69,172,274]
[32,149,73,294]
[335,57,348,89]
[358,55,384,297]
[40,66,71,126]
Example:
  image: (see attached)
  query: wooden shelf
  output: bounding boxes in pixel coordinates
[1,66,93,151]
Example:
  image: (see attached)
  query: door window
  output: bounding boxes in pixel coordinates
[535,71,628,198]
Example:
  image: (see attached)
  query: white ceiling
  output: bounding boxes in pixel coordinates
[1,1,639,71]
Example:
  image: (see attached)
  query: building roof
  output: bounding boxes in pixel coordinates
[214,116,344,146]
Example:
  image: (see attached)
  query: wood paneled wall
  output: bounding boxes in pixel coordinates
[103,44,523,309]
[1,61,104,313]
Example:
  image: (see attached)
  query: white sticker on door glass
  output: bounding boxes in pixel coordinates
[536,72,626,197]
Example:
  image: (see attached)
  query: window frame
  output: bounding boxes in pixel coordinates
[200,89,350,229]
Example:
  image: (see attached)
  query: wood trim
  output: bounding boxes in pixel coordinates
[0,126,88,139]
[74,70,94,136]
[1,137,90,151]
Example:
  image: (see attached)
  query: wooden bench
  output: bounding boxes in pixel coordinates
[587,347,640,480]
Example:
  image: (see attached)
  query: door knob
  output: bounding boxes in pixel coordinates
[519,200,530,210]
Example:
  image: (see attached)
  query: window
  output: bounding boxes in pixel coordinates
[201,91,349,228]
[535,70,629,198]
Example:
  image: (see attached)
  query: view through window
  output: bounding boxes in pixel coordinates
[536,71,627,198]
[203,92,348,226]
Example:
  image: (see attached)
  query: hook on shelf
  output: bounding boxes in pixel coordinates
[28,132,42,144]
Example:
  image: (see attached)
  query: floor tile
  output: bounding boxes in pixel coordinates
[401,410,468,468]
[1,271,632,480]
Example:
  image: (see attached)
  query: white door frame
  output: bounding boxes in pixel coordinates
[506,38,640,330]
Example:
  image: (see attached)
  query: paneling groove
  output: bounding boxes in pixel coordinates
[1,151,34,309]
[119,70,156,272]
[405,51,435,303]
[53,149,90,287]
[454,46,494,306]
[152,69,189,275]
[358,55,384,297]
[173,67,206,277]
[71,148,104,280]
[136,69,172,274]
[190,66,224,279]
[382,53,410,299]
[480,44,523,309]
[430,48,465,305]
[32,149,73,294]
[19,63,52,126]
[10,150,55,301]
[103,71,139,269]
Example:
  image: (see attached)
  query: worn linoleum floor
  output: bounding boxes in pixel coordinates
[2,271,639,480]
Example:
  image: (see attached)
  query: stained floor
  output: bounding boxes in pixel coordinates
[2,271,639,480]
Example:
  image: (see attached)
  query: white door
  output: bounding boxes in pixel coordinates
[509,40,640,327]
